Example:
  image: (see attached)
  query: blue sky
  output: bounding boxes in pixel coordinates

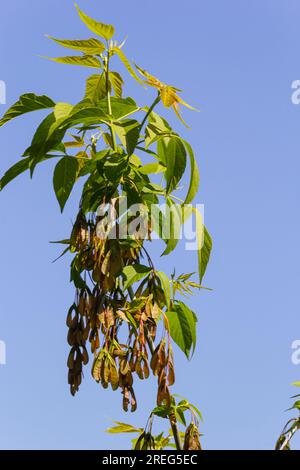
[0,0,300,450]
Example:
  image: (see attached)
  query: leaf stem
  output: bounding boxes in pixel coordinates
[169,410,182,450]
[105,46,117,151]
[140,92,161,132]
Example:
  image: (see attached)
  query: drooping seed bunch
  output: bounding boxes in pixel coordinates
[66,207,175,411]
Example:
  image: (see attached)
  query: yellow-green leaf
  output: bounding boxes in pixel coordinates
[46,36,105,54]
[109,71,123,98]
[139,162,166,174]
[113,119,140,156]
[122,264,152,291]
[75,4,114,40]
[44,55,101,68]
[0,155,57,191]
[85,73,107,104]
[0,93,55,128]
[106,421,143,434]
[113,47,144,85]
[54,102,73,120]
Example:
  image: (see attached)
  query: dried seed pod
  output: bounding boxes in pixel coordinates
[147,322,157,342]
[119,358,130,375]
[109,361,119,391]
[130,387,137,412]
[183,423,202,450]
[156,370,171,407]
[103,358,110,384]
[122,386,130,412]
[70,212,89,252]
[150,344,159,375]
[67,346,76,370]
[67,329,76,346]
[135,359,144,380]
[142,358,150,379]
[150,339,167,376]
[82,345,89,365]
[66,304,78,328]
[167,360,175,386]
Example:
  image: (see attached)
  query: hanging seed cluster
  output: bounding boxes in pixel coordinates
[150,338,175,407]
[183,423,202,450]
[65,210,175,411]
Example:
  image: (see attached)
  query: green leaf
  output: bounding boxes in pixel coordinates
[78,149,109,176]
[25,113,67,175]
[47,98,135,139]
[139,162,166,174]
[157,137,187,194]
[145,111,173,147]
[166,300,197,359]
[193,207,212,283]
[182,139,200,204]
[75,4,115,40]
[290,401,300,411]
[0,93,55,128]
[0,157,31,190]
[63,98,138,125]
[48,107,107,138]
[109,71,123,98]
[201,226,212,282]
[156,271,171,309]
[46,36,105,54]
[189,403,204,422]
[161,199,182,256]
[106,422,143,434]
[26,113,56,158]
[150,198,182,254]
[44,55,102,68]
[108,97,139,120]
[50,239,70,245]
[53,157,79,212]
[103,154,128,181]
[70,255,87,289]
[0,154,58,190]
[85,73,107,104]
[54,102,73,120]
[152,405,170,419]
[175,407,186,426]
[143,182,165,194]
[113,47,144,85]
[122,264,152,291]
[114,119,140,156]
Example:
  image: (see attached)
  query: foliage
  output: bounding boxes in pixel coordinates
[107,396,202,450]
[0,4,212,450]
[276,384,300,450]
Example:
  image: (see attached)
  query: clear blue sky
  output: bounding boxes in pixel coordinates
[0,0,300,450]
